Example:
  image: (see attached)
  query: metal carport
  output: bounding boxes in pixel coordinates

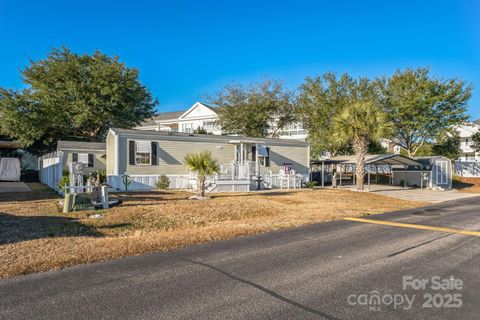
[311,154,423,189]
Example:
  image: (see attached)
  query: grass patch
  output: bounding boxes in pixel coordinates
[0,183,427,279]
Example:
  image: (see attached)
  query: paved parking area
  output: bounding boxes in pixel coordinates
[0,182,31,193]
[367,184,479,203]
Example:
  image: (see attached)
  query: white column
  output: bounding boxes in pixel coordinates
[240,143,244,165]
[255,143,259,176]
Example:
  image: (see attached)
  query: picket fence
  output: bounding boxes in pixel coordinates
[38,151,64,193]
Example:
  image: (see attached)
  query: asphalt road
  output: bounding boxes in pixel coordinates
[1,196,480,320]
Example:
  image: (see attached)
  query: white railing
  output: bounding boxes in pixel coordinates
[263,174,304,189]
[38,151,64,193]
[218,162,251,180]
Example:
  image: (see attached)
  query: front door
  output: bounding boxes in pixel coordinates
[436,161,448,185]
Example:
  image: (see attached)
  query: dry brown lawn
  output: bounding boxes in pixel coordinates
[0,183,427,279]
[453,177,480,193]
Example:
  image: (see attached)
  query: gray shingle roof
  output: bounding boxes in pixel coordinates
[57,140,106,151]
[110,128,309,147]
[140,111,185,126]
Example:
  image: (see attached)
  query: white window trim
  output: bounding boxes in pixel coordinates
[134,140,152,166]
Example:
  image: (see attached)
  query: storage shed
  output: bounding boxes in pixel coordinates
[392,156,452,189]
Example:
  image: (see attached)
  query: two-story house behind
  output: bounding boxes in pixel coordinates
[136,101,308,140]
[455,120,480,162]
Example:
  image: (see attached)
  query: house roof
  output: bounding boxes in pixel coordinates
[109,128,309,147]
[140,110,185,126]
[57,140,106,151]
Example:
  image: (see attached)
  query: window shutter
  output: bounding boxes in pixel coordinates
[251,146,256,161]
[72,153,78,162]
[88,154,94,167]
[151,142,158,165]
[129,141,135,165]
[265,147,270,167]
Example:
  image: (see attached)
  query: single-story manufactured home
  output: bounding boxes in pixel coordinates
[57,140,106,174]
[105,128,310,192]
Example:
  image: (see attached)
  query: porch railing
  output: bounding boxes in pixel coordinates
[218,161,271,180]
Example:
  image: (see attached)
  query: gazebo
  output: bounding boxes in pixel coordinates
[310,154,423,189]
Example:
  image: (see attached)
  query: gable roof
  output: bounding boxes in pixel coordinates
[140,102,219,126]
[109,128,309,147]
[57,140,106,151]
[178,102,218,120]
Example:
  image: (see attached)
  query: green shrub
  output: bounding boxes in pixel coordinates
[304,181,317,189]
[156,174,170,190]
[58,174,70,190]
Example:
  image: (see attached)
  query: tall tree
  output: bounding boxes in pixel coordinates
[471,131,480,152]
[209,80,296,137]
[381,67,471,156]
[0,47,157,153]
[333,101,393,190]
[432,131,461,160]
[297,73,381,157]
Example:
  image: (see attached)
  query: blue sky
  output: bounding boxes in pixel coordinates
[0,0,479,119]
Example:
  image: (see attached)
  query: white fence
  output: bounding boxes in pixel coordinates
[38,152,64,192]
[455,161,480,177]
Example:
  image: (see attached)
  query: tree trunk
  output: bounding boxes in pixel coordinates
[353,137,368,191]
[198,175,206,197]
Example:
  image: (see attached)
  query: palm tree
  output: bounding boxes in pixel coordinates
[333,101,393,190]
[184,151,220,197]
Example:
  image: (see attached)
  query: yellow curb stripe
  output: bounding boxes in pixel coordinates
[344,217,480,237]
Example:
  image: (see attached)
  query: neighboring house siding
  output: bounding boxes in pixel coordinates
[60,150,106,173]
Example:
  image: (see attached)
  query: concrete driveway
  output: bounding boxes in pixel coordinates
[366,185,478,203]
[0,182,30,193]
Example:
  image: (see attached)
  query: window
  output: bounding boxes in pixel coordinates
[259,146,270,167]
[72,153,94,167]
[181,123,194,133]
[203,121,215,132]
[78,153,89,164]
[135,141,151,165]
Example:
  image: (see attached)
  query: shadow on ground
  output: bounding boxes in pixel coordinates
[0,212,100,245]
[452,180,475,190]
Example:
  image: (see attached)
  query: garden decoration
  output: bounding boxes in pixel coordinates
[122,172,132,191]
